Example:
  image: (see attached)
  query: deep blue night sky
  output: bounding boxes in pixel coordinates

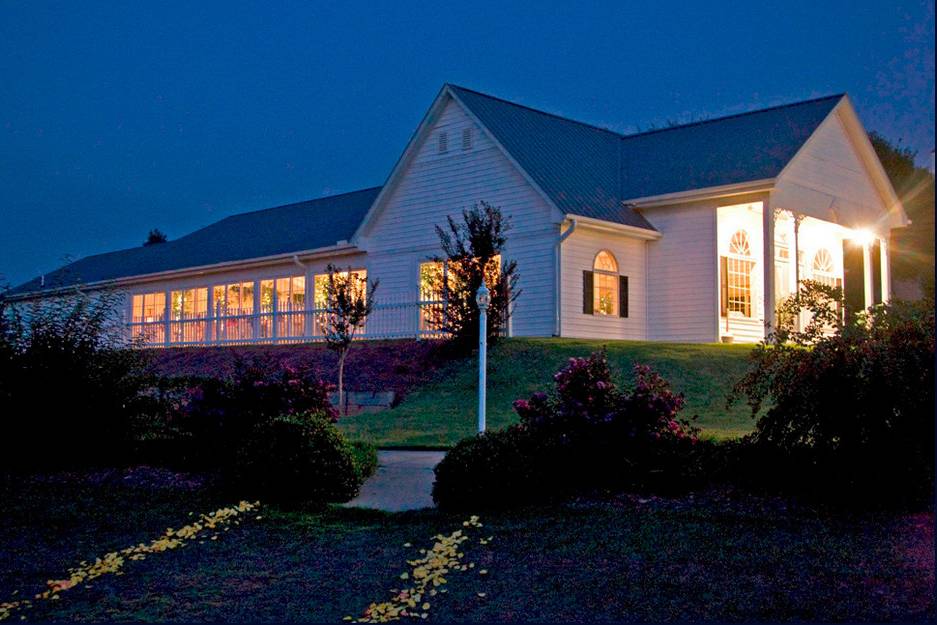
[1,1,934,286]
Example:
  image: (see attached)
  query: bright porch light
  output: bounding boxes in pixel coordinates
[849,228,875,246]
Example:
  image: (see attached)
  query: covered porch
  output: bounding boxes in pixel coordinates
[716,199,891,343]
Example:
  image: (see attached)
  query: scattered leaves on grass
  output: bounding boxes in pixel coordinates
[352,515,489,623]
[0,501,261,622]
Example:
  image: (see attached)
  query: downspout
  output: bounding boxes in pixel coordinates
[554,219,577,336]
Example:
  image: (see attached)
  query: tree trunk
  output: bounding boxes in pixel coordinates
[338,349,347,416]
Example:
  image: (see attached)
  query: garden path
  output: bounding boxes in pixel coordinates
[343,450,446,512]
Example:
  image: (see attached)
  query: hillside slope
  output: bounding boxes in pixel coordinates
[338,338,755,447]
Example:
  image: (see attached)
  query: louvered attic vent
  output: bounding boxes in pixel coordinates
[462,127,473,150]
[438,131,448,153]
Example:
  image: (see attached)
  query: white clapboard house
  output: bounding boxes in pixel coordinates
[7,84,907,345]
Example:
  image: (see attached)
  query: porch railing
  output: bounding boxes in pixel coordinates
[127,293,447,347]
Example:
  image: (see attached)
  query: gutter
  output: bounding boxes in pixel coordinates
[554,219,577,336]
[626,178,776,209]
[7,243,361,302]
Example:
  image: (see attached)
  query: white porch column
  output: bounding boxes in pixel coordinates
[252,280,261,340]
[762,196,776,333]
[206,287,214,343]
[862,243,874,309]
[163,290,171,347]
[880,238,891,303]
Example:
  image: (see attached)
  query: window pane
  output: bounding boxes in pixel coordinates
[132,295,144,322]
[593,273,618,316]
[594,251,617,273]
[291,276,305,307]
[240,282,254,313]
[260,280,274,313]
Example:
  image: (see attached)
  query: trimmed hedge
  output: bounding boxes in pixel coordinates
[234,414,375,508]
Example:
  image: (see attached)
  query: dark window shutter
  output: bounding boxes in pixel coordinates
[720,256,729,316]
[619,275,629,318]
[582,271,594,314]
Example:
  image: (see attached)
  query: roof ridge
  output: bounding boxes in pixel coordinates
[218,185,383,222]
[618,93,845,140]
[447,83,844,144]
[446,83,624,138]
[50,187,383,264]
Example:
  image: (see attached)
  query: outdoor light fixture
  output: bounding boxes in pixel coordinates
[476,282,490,433]
[850,228,875,246]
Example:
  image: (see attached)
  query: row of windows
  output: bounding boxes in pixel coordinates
[130,271,367,344]
[722,229,840,318]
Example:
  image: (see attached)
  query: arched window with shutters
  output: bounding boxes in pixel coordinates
[582,250,629,318]
[720,229,756,318]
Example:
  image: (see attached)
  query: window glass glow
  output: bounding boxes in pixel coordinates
[592,250,618,316]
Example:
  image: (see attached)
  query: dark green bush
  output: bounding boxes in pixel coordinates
[0,291,153,469]
[348,440,379,484]
[730,288,935,507]
[233,413,369,507]
[432,425,538,510]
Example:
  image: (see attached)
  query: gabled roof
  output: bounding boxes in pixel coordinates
[616,94,844,200]
[448,85,651,228]
[9,187,380,296]
[10,85,853,298]
[449,84,843,215]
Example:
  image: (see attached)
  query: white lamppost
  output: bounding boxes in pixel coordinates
[476,281,490,433]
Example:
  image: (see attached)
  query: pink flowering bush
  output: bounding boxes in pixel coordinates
[435,350,704,510]
[513,350,698,444]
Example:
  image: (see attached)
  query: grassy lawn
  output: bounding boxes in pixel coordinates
[1,470,933,622]
[338,337,756,447]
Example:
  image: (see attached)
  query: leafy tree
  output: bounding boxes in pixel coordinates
[428,201,520,352]
[0,288,153,469]
[868,131,935,298]
[318,264,379,415]
[144,229,168,246]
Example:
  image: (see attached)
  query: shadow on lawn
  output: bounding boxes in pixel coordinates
[1,467,933,623]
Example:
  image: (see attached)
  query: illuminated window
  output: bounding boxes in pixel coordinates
[131,292,166,344]
[419,261,444,332]
[593,250,618,316]
[313,269,368,334]
[169,288,208,343]
[722,230,755,318]
[812,248,837,287]
[276,275,306,337]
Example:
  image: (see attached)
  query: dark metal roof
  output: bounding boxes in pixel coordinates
[449,84,842,220]
[617,94,844,199]
[10,86,844,298]
[9,187,380,296]
[449,85,653,229]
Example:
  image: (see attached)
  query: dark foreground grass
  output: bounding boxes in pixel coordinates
[338,337,755,447]
[1,469,933,622]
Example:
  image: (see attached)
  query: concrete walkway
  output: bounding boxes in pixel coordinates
[344,450,446,512]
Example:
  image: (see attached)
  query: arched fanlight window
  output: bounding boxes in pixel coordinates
[812,248,837,287]
[594,250,618,273]
[721,229,756,318]
[730,230,752,256]
[592,250,619,315]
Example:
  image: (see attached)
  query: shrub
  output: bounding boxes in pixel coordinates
[233,413,368,507]
[348,440,379,484]
[432,425,537,510]
[178,357,337,469]
[0,290,153,470]
[730,289,935,507]
[434,350,702,510]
